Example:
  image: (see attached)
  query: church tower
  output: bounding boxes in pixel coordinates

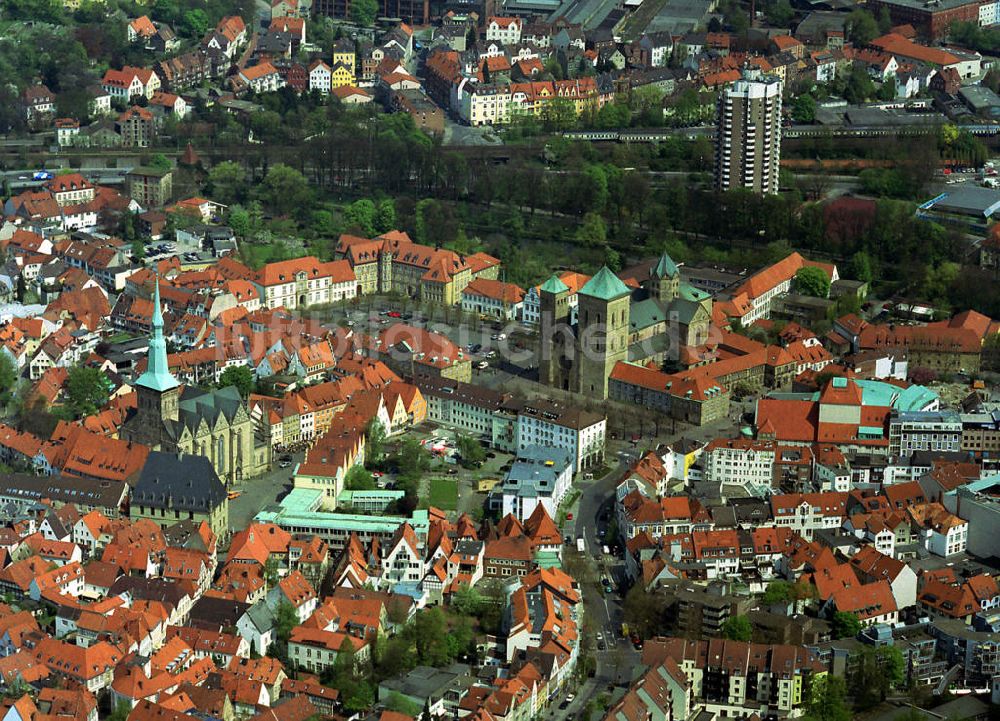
[133,279,180,437]
[650,251,680,304]
[574,266,631,399]
[539,274,572,390]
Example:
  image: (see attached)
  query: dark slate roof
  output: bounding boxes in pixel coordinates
[109,576,189,607]
[179,385,246,431]
[0,472,127,511]
[189,595,251,631]
[132,451,226,513]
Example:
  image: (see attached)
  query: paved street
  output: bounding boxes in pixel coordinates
[227,449,303,532]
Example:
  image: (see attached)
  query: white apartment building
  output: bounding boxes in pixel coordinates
[486,17,522,45]
[980,0,999,26]
[454,79,512,126]
[770,492,847,540]
[702,438,775,493]
[888,410,963,459]
[309,61,332,94]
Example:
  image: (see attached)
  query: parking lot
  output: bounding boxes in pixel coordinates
[315,299,539,382]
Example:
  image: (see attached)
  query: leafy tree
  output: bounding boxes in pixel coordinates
[350,0,378,26]
[310,209,340,238]
[219,365,255,397]
[721,615,752,641]
[392,438,431,486]
[0,353,18,406]
[909,367,938,386]
[593,101,631,129]
[544,55,564,80]
[412,607,451,666]
[264,555,280,587]
[792,94,816,123]
[984,68,1000,94]
[228,205,252,239]
[805,675,851,721]
[623,585,668,639]
[455,434,486,468]
[846,9,880,45]
[345,464,375,490]
[765,0,794,27]
[375,199,397,233]
[257,164,311,217]
[385,692,422,716]
[830,611,862,639]
[148,153,172,172]
[328,637,375,711]
[108,701,131,721]
[877,5,893,32]
[65,367,109,418]
[605,246,622,272]
[345,199,376,236]
[922,261,960,301]
[414,198,458,246]
[451,583,485,616]
[842,64,876,104]
[851,646,904,710]
[575,212,607,247]
[273,601,297,646]
[182,9,211,37]
[207,161,245,205]
[795,266,831,298]
[877,77,897,101]
[847,250,874,283]
[365,419,386,467]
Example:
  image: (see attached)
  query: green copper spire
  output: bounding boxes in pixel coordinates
[539,274,569,294]
[136,278,179,393]
[653,252,678,279]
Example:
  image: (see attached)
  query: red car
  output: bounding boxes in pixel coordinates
[387,311,402,318]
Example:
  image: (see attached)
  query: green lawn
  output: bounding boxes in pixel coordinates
[428,478,458,511]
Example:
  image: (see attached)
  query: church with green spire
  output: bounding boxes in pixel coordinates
[120,280,271,485]
[540,252,712,399]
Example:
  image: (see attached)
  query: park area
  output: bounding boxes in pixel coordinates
[428,478,458,511]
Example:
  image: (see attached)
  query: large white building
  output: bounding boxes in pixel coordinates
[453,79,512,126]
[485,17,521,45]
[256,257,356,310]
[888,410,962,460]
[702,438,776,495]
[515,399,606,473]
[715,68,782,195]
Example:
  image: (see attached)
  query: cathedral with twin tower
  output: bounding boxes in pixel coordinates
[541,253,713,399]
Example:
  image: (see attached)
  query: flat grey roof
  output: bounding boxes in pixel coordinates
[927,186,1000,217]
[873,0,979,11]
[959,85,1000,110]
